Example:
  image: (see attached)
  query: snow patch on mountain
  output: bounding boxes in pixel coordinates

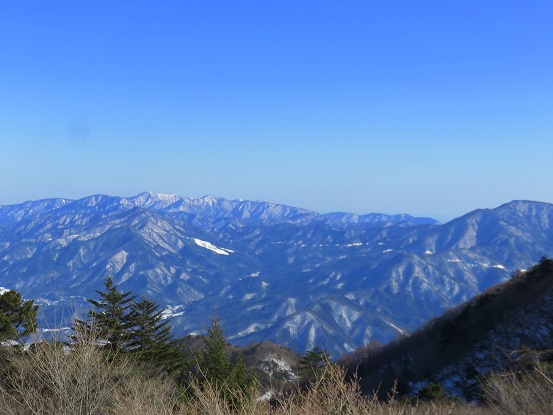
[40,327,71,333]
[271,299,297,322]
[259,353,298,381]
[106,250,129,275]
[232,323,267,338]
[383,319,406,335]
[330,302,362,330]
[193,238,234,255]
[162,305,185,319]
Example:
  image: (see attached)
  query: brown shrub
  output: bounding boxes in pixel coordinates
[482,363,553,415]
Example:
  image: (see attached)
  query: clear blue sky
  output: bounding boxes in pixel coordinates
[1,1,552,221]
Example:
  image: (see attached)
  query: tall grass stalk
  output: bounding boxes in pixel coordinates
[482,363,553,415]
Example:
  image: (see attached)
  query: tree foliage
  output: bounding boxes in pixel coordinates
[195,316,230,383]
[299,345,332,382]
[417,383,453,402]
[127,296,186,374]
[191,316,256,405]
[73,276,135,352]
[0,290,38,342]
[73,276,187,381]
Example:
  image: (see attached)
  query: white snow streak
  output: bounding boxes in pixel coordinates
[193,238,234,255]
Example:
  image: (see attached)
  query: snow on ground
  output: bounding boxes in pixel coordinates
[193,238,234,255]
[232,323,267,338]
[259,353,298,380]
[383,319,406,335]
[161,305,185,319]
[40,327,71,333]
[257,391,273,402]
[107,250,129,274]
[479,263,507,270]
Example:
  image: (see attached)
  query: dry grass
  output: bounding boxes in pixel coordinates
[185,364,482,415]
[0,338,117,414]
[482,363,553,415]
[0,334,550,415]
[0,327,181,415]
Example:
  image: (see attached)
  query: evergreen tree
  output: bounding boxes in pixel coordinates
[298,345,332,382]
[0,290,38,342]
[192,316,256,404]
[73,276,135,352]
[127,296,186,374]
[195,316,230,384]
[417,383,454,402]
[228,353,253,395]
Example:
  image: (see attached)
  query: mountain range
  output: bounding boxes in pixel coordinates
[1,192,552,356]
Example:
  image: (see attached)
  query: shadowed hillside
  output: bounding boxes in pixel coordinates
[345,257,553,399]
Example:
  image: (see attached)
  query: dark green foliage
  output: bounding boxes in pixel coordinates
[417,383,453,402]
[73,277,188,380]
[73,276,135,352]
[299,345,332,382]
[177,337,301,393]
[127,296,187,374]
[228,353,251,393]
[0,290,38,342]
[195,316,230,383]
[191,316,256,404]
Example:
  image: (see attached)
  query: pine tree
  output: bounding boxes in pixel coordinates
[298,345,332,382]
[127,296,185,374]
[228,353,254,395]
[73,276,135,352]
[0,290,38,342]
[192,316,256,404]
[195,316,230,384]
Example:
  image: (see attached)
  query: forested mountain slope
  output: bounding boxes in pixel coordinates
[350,257,553,399]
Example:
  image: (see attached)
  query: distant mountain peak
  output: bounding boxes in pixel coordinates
[199,195,221,204]
[131,191,180,201]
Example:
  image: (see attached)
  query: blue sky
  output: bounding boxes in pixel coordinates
[1,1,552,221]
